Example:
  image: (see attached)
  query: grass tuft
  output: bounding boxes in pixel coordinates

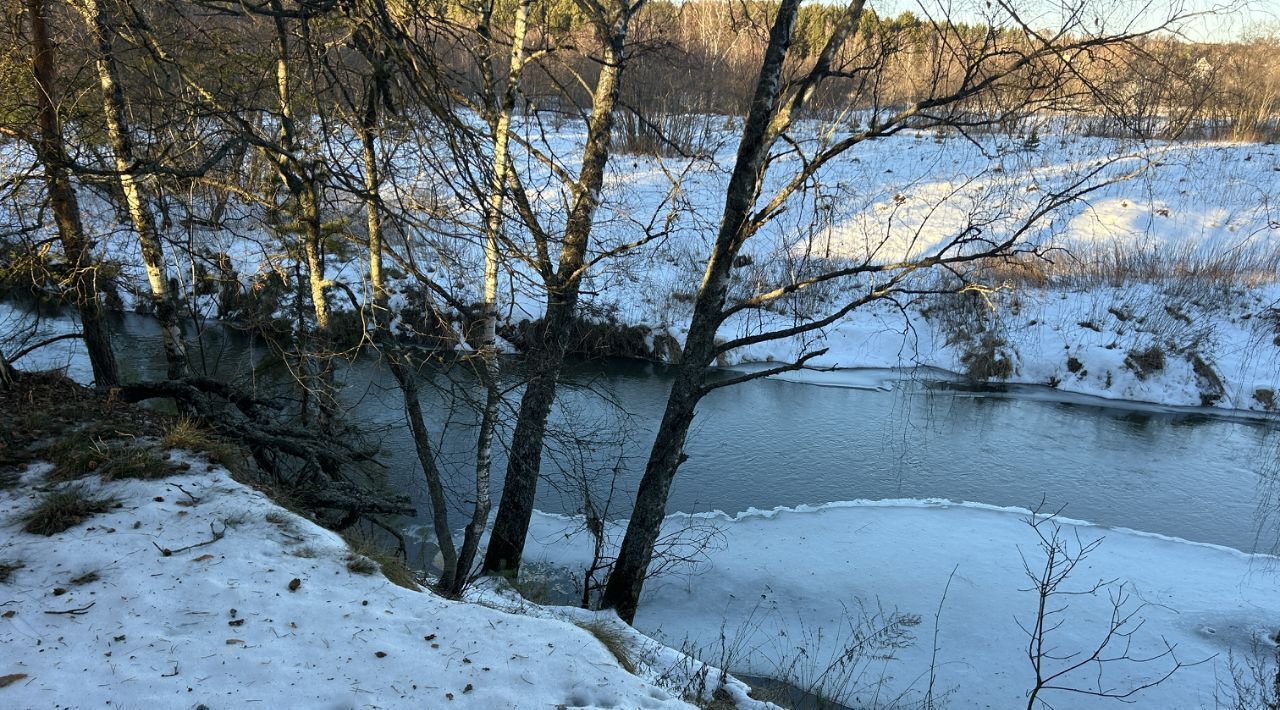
[98,446,176,481]
[961,333,1014,381]
[578,620,637,675]
[68,570,99,585]
[1124,345,1167,380]
[44,434,177,482]
[346,554,380,576]
[23,487,115,536]
[341,532,420,591]
[162,418,244,473]
[0,560,23,584]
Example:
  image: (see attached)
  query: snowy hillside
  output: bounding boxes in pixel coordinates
[0,458,762,709]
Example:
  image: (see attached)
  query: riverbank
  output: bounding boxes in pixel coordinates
[1,371,1275,708]
[0,376,761,709]
[0,463,768,708]
[8,131,1277,414]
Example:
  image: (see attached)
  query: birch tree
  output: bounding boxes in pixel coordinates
[481,0,649,577]
[75,0,188,379]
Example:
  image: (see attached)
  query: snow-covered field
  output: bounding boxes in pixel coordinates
[522,501,1280,708]
[7,122,1276,412]
[0,459,759,709]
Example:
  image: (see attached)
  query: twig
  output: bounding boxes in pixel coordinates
[44,602,95,615]
[170,483,200,505]
[153,522,227,557]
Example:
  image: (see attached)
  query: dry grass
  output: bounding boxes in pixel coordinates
[44,433,180,482]
[577,620,637,675]
[962,243,1280,296]
[23,487,115,536]
[68,570,99,585]
[960,333,1014,381]
[1125,345,1167,380]
[0,560,23,584]
[101,446,180,481]
[341,532,420,591]
[162,417,245,473]
[346,554,380,575]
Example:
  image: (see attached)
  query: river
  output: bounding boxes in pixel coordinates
[8,305,1280,555]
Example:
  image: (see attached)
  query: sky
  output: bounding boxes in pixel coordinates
[862,0,1278,41]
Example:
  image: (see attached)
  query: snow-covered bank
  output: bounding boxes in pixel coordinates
[522,500,1280,708]
[0,460,726,709]
[721,279,1280,413]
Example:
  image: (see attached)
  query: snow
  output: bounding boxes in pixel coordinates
[9,124,1277,412]
[520,500,1280,708]
[4,451,1275,708]
[5,118,1280,707]
[0,459,719,709]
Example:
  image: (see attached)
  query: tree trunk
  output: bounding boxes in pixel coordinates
[80,0,187,379]
[601,0,805,622]
[360,117,384,320]
[0,348,14,388]
[447,0,530,594]
[27,0,118,387]
[388,350,458,593]
[482,16,631,576]
[268,0,329,335]
[298,184,330,334]
[482,296,572,574]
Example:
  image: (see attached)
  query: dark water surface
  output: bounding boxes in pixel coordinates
[27,309,1280,554]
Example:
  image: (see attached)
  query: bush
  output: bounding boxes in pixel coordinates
[1124,345,1166,380]
[961,333,1014,380]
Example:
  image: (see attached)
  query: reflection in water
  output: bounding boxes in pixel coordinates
[19,306,1280,556]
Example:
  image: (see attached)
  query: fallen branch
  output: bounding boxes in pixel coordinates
[152,522,227,557]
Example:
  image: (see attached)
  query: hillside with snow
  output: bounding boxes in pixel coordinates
[0,456,764,709]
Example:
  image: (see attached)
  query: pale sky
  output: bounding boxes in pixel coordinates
[862,0,1278,41]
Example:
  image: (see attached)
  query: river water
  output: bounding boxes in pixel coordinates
[11,307,1280,555]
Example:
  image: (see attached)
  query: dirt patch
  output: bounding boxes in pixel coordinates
[0,372,166,472]
[1254,388,1276,410]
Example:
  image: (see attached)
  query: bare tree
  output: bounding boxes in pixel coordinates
[74,0,189,379]
[23,0,119,387]
[1018,511,1198,708]
[601,0,1203,621]
[482,0,652,577]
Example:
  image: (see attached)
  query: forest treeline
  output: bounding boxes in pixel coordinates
[0,0,1274,629]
